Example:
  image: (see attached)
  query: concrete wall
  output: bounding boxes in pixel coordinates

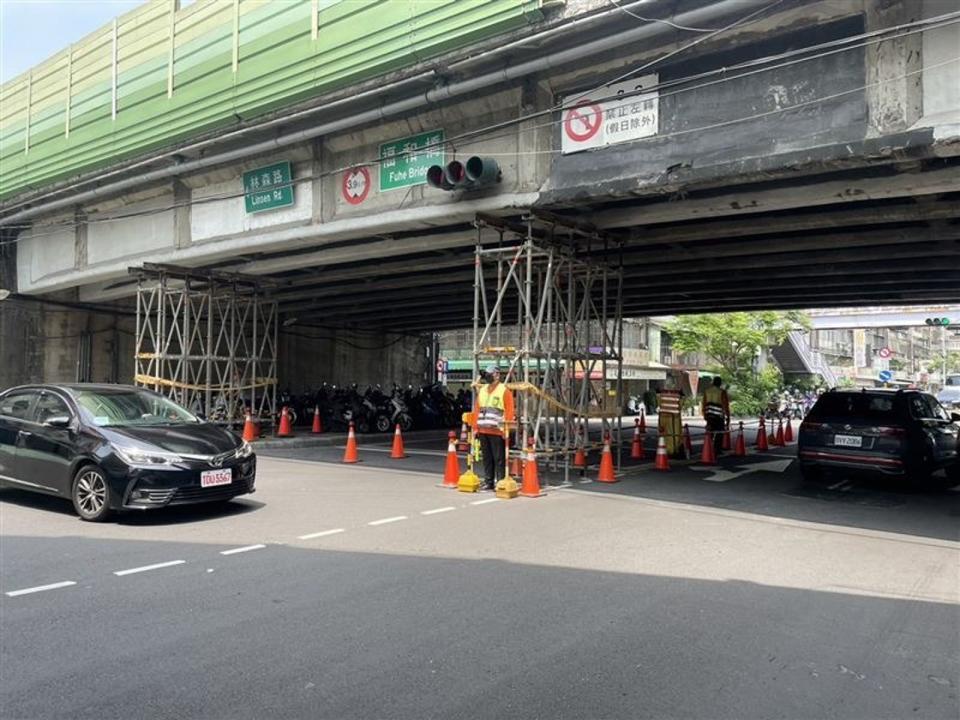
[278,327,429,391]
[543,16,871,201]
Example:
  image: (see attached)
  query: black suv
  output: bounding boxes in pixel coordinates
[798,389,960,486]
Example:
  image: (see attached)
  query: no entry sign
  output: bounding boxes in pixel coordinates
[342,167,371,205]
[561,74,659,154]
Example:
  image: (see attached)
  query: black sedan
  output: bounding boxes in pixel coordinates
[0,384,256,521]
[798,388,960,486]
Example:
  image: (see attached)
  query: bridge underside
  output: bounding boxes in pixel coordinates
[165,161,960,333]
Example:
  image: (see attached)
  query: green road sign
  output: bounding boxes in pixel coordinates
[243,161,294,213]
[379,130,444,191]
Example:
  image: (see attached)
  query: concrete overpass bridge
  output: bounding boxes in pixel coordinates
[2,0,959,391]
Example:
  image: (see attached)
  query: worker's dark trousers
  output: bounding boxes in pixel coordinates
[479,432,506,487]
[706,416,726,455]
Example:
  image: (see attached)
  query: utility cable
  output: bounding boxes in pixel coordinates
[605,0,722,33]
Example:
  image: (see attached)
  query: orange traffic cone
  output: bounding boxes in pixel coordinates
[722,426,731,451]
[775,418,785,447]
[683,424,693,458]
[520,439,545,497]
[631,419,644,460]
[734,422,747,457]
[597,434,617,483]
[510,453,523,477]
[754,416,764,447]
[457,422,469,452]
[638,409,646,434]
[311,406,323,434]
[277,406,294,437]
[784,417,794,443]
[756,418,769,452]
[242,408,258,442]
[442,431,460,488]
[654,432,670,471]
[343,421,359,463]
[700,431,717,465]
[390,424,407,458]
[573,422,587,469]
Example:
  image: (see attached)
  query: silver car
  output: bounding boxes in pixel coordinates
[937,375,960,411]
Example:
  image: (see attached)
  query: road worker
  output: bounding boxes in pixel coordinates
[470,365,515,491]
[702,375,731,456]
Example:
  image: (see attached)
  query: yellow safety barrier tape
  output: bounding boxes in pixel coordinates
[134,374,277,392]
[506,381,612,418]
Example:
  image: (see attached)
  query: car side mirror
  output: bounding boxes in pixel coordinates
[43,415,73,429]
[951,412,960,423]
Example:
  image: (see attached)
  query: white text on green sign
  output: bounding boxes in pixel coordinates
[243,161,294,213]
[379,131,444,191]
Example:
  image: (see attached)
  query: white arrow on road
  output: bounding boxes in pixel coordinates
[690,458,794,483]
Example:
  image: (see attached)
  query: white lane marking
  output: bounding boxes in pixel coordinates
[421,506,455,515]
[470,498,500,505]
[113,560,186,576]
[220,544,267,556]
[5,581,77,597]
[298,528,346,540]
[368,515,408,526]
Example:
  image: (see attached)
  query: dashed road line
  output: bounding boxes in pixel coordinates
[470,498,500,505]
[421,506,455,515]
[5,581,77,597]
[113,560,186,577]
[298,528,346,540]
[368,515,408,526]
[220,544,267,556]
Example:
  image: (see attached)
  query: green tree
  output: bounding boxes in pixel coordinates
[947,351,960,374]
[664,311,810,416]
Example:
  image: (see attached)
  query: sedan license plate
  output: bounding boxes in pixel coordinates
[833,434,862,448]
[200,469,233,488]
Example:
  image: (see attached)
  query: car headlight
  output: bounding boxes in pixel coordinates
[114,446,183,467]
[235,441,254,459]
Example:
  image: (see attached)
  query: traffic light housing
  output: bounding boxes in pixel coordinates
[426,156,501,191]
[925,317,952,326]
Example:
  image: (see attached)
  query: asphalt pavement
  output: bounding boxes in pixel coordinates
[1,439,958,719]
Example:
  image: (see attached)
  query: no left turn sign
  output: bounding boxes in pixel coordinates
[342,167,371,205]
[563,101,603,143]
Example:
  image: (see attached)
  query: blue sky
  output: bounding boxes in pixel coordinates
[1,0,143,83]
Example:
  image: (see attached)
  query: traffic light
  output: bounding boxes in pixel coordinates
[925,317,952,326]
[426,156,501,191]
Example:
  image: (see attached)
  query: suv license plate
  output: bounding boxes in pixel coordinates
[833,435,862,448]
[201,469,233,487]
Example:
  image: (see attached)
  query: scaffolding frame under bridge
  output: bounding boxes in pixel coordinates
[131,263,278,427]
[473,213,625,481]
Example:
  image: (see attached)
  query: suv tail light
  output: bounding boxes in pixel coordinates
[877,426,906,437]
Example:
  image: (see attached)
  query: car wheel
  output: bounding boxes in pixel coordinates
[941,463,960,489]
[72,465,112,522]
[907,450,933,484]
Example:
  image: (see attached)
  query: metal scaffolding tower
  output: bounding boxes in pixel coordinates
[473,214,624,480]
[132,263,277,426]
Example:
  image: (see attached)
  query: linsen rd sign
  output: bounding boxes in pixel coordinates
[561,74,658,154]
[243,161,294,213]
[379,130,444,191]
